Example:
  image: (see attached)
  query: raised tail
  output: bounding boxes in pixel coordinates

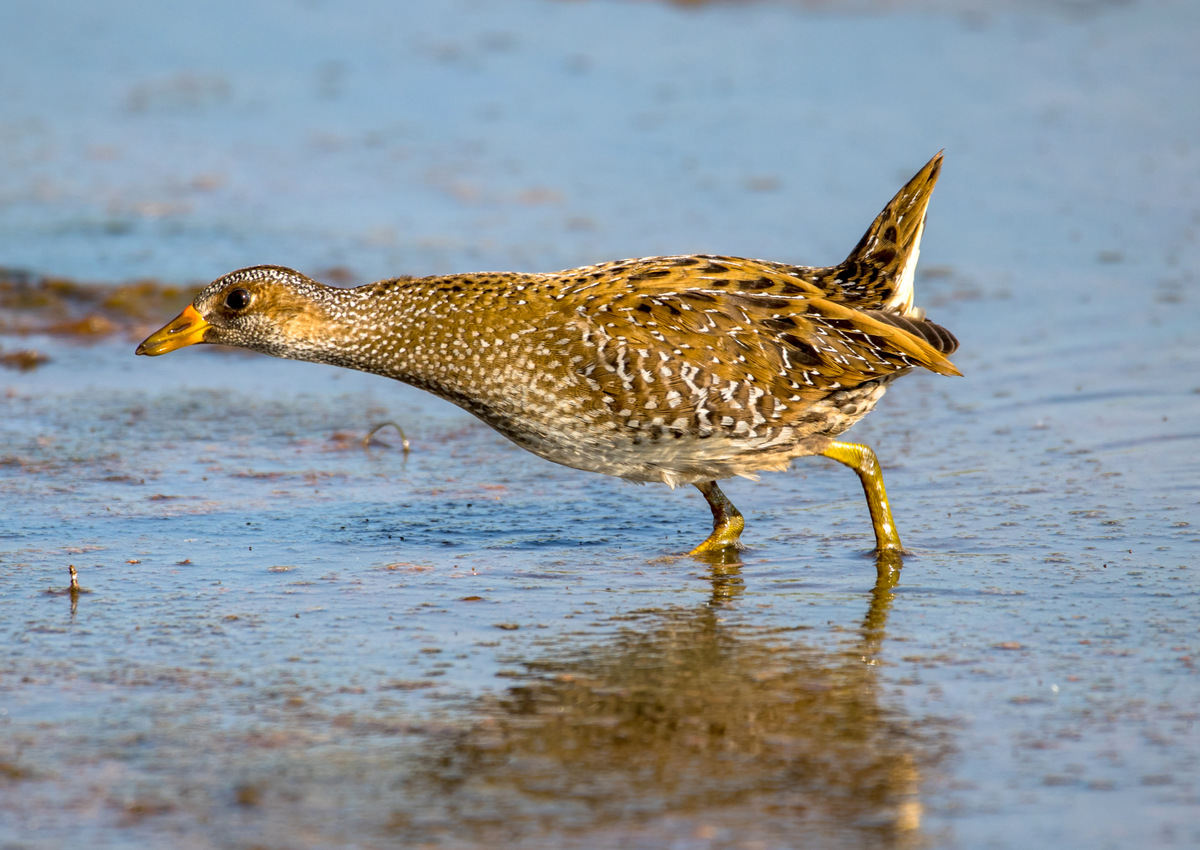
[835,151,943,315]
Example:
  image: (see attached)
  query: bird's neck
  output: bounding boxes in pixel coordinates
[290,277,528,405]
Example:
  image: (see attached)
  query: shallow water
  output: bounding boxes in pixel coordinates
[2,1,1199,848]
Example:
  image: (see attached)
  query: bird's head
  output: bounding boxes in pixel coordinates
[136,265,337,359]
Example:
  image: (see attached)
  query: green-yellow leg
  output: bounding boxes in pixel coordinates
[821,441,904,554]
[689,480,745,554]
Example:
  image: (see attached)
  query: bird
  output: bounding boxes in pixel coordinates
[137,153,959,558]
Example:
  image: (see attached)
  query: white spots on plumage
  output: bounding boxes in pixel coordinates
[660,470,683,489]
[613,347,632,385]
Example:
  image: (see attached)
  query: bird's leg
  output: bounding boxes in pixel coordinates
[689,481,745,554]
[821,441,904,554]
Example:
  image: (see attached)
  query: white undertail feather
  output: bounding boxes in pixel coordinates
[889,216,924,317]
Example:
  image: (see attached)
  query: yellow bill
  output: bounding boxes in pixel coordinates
[135,305,211,356]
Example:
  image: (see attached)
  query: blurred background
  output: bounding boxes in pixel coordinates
[4,0,1194,288]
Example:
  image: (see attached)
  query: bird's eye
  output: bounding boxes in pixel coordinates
[225,288,252,310]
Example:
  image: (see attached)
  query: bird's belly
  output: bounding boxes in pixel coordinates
[468,380,893,487]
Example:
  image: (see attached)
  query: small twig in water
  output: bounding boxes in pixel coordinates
[363,422,411,454]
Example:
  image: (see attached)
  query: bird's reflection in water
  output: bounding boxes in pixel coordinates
[396,557,940,848]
